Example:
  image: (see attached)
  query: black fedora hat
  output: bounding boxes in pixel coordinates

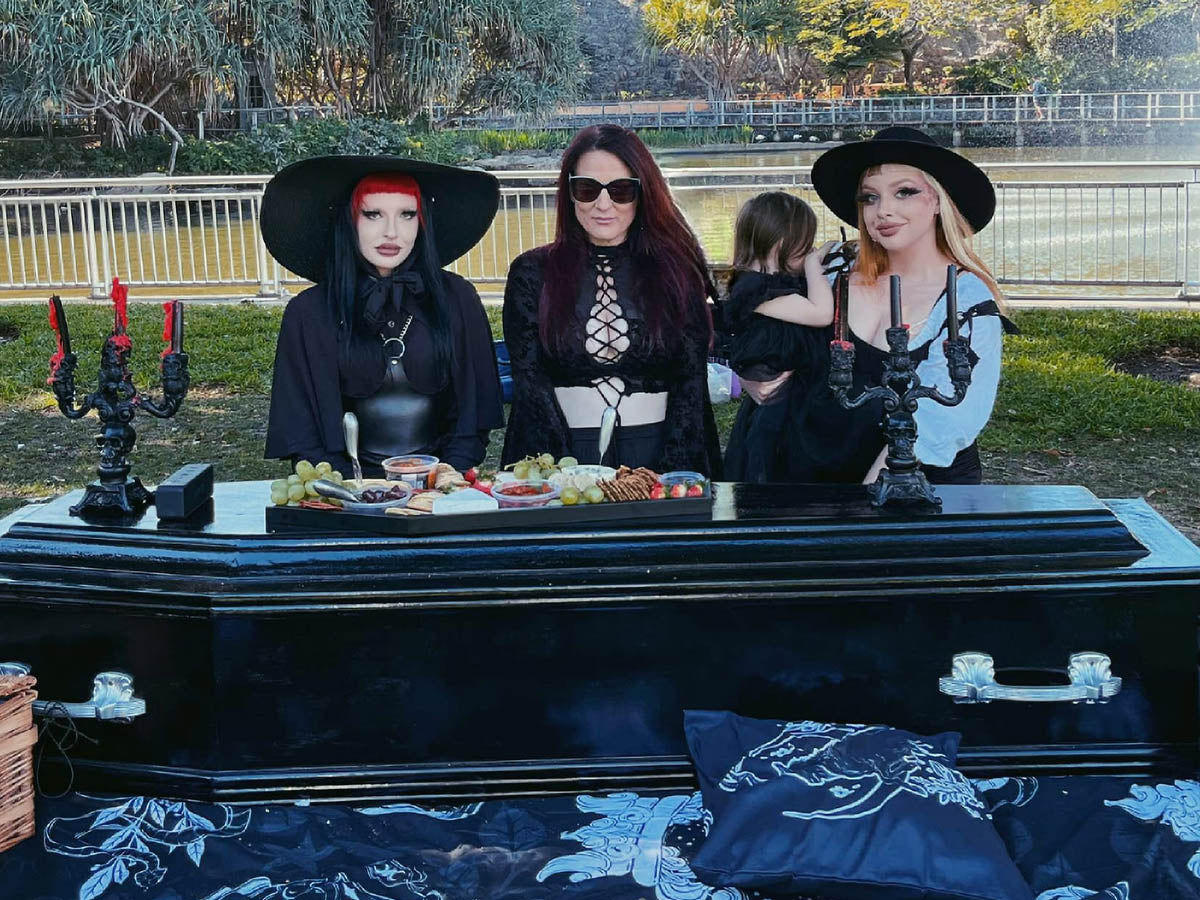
[811,127,995,233]
[260,155,501,282]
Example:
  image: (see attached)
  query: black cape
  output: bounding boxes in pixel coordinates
[265,273,504,473]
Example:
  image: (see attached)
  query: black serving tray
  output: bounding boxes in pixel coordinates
[265,494,714,535]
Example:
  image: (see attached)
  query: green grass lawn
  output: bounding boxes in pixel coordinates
[2,302,1198,541]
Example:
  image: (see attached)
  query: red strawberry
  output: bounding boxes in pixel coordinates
[464,467,478,484]
[686,483,704,498]
[473,479,494,496]
[650,483,666,500]
[670,483,688,499]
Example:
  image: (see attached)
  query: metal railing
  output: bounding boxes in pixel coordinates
[45,91,1200,139]
[440,92,1200,132]
[2,162,1198,301]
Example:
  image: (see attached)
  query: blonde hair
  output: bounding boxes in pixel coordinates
[854,166,1007,311]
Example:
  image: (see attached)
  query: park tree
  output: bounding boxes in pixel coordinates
[358,0,583,117]
[787,0,904,96]
[643,0,796,101]
[868,0,1019,89]
[1031,0,1196,60]
[0,0,581,157]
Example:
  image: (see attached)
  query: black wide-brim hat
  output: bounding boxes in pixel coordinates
[811,127,995,234]
[260,156,501,282]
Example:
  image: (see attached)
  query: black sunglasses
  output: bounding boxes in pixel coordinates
[568,176,641,204]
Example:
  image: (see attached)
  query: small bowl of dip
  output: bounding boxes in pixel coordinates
[492,480,560,509]
[382,454,440,489]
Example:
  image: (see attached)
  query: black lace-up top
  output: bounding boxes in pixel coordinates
[500,243,722,475]
[539,243,683,396]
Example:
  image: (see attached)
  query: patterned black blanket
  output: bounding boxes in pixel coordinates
[2,776,1198,900]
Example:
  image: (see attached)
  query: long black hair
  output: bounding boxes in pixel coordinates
[323,195,453,393]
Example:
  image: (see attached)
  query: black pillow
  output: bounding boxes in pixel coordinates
[684,710,1033,900]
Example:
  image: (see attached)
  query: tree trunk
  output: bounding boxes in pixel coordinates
[902,48,915,90]
[1111,16,1120,60]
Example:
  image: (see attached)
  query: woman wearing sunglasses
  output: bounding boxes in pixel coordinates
[501,124,722,475]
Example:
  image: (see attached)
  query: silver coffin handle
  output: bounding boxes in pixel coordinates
[0,663,146,722]
[938,651,1122,704]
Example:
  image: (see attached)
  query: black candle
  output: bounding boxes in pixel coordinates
[49,295,71,356]
[835,271,849,343]
[945,265,959,341]
[889,275,902,328]
[171,300,184,353]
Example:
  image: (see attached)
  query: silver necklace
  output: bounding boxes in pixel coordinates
[380,314,415,364]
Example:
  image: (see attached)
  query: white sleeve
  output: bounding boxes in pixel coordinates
[912,312,1003,468]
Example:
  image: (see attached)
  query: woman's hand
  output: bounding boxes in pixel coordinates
[740,370,793,405]
[862,445,888,484]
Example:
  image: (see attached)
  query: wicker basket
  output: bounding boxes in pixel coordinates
[0,674,37,854]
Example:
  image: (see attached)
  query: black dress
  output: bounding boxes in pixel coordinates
[780,315,1007,486]
[720,270,829,483]
[264,269,504,475]
[501,243,722,476]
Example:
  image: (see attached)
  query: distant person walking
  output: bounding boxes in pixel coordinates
[1031,77,1048,120]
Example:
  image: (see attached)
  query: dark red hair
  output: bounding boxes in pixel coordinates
[351,173,424,225]
[540,124,714,354]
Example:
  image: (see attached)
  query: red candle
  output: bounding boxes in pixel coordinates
[111,277,129,334]
[110,278,132,354]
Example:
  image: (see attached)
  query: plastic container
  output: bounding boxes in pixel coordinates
[492,480,560,509]
[658,471,709,497]
[382,454,440,489]
[342,479,412,514]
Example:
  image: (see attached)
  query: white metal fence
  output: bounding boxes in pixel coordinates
[441,92,1200,132]
[2,163,1198,301]
[180,92,1200,137]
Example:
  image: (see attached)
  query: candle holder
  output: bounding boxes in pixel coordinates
[48,300,189,517]
[828,270,973,508]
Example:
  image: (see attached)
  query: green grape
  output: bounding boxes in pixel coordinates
[270,489,289,506]
[583,485,605,504]
[287,483,306,502]
[558,456,579,468]
[561,486,580,505]
[512,461,530,480]
[270,479,289,493]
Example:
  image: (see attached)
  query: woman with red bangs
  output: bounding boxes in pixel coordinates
[260,157,504,476]
[501,125,722,475]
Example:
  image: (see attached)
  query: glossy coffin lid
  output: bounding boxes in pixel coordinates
[0,481,1197,803]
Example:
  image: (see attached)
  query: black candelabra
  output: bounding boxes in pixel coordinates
[47,287,189,516]
[828,266,972,508]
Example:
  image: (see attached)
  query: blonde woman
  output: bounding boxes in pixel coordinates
[748,126,1015,485]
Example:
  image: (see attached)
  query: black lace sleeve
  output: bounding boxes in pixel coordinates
[500,250,573,466]
[661,315,723,478]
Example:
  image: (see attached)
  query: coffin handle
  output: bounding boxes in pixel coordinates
[938,651,1122,704]
[0,663,146,722]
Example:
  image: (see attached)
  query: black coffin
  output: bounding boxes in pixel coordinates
[0,481,1197,803]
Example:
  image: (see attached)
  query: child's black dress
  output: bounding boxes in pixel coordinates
[720,270,828,483]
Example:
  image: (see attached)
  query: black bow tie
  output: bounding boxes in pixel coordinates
[361,270,424,326]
